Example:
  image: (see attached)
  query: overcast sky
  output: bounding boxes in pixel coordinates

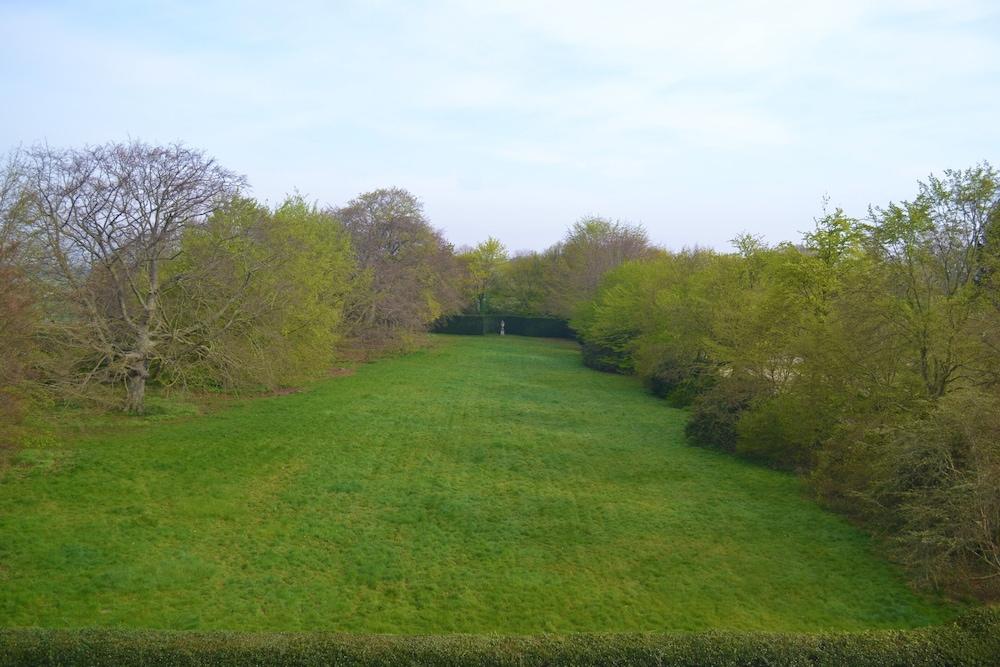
[2,1,998,251]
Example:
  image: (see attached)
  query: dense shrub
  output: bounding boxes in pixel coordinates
[685,379,764,453]
[1,609,997,666]
[433,314,490,335]
[580,341,628,372]
[646,358,716,407]
[863,391,1000,596]
[734,389,839,472]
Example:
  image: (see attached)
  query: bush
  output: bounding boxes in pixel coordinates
[685,378,765,453]
[646,360,716,408]
[0,609,997,666]
[580,341,629,373]
[735,393,828,472]
[862,391,1000,596]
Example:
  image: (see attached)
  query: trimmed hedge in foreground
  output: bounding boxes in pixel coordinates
[1,609,997,666]
[433,315,573,338]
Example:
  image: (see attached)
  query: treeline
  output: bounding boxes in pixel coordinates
[0,142,464,420]
[458,216,652,317]
[572,165,1000,599]
[0,141,651,426]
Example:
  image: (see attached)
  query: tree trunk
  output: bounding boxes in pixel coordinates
[125,368,147,415]
[125,258,158,415]
[124,324,152,414]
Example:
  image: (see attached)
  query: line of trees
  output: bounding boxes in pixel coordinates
[0,141,653,426]
[458,216,653,317]
[0,142,465,420]
[572,164,1000,599]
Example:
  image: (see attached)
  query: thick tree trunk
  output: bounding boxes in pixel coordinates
[125,368,147,415]
[124,323,153,415]
[124,258,158,415]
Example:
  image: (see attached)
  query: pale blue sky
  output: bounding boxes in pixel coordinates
[2,1,998,250]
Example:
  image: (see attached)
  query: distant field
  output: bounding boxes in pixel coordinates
[0,336,954,632]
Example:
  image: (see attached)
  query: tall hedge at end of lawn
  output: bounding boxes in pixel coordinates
[433,315,573,338]
[1,608,997,667]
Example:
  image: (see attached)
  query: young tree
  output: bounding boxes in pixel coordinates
[869,163,1000,397]
[21,141,243,413]
[462,236,508,312]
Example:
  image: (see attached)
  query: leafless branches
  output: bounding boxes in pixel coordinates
[20,141,245,413]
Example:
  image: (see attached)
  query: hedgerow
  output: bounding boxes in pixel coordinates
[1,608,997,667]
[433,314,573,338]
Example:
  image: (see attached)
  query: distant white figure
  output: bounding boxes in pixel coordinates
[499,319,506,336]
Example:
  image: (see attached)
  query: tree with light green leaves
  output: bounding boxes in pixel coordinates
[161,195,354,390]
[462,236,508,312]
[571,164,1000,594]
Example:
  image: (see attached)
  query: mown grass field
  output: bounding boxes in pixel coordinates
[0,336,955,633]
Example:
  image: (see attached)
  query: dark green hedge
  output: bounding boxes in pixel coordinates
[580,341,630,373]
[1,608,997,666]
[433,315,573,338]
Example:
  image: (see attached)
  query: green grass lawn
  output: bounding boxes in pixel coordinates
[0,336,955,633]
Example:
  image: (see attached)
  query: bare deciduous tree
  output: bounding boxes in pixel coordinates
[547,216,652,317]
[333,187,463,346]
[0,151,37,436]
[21,141,244,413]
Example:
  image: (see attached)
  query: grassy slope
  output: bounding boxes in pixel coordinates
[0,336,954,633]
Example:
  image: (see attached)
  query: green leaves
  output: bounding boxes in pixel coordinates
[571,162,1000,596]
[161,195,354,390]
[462,236,509,312]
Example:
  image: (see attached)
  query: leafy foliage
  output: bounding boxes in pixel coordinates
[160,196,354,390]
[573,164,1000,596]
[461,236,508,312]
